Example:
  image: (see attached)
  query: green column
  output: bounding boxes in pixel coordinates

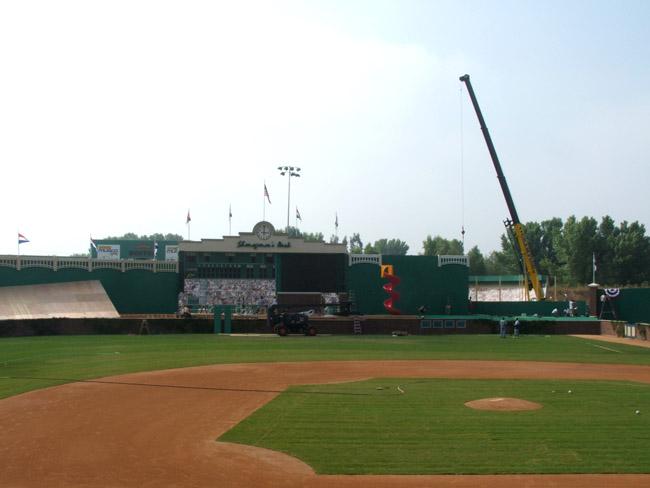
[223,305,232,334]
[274,254,282,292]
[213,305,222,334]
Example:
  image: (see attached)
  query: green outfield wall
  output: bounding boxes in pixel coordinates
[601,288,650,324]
[472,300,587,317]
[348,256,469,315]
[0,267,180,314]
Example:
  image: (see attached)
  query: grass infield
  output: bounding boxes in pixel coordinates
[0,334,649,399]
[219,378,650,474]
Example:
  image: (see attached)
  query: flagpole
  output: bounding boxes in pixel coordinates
[263,181,266,221]
[229,204,232,235]
[335,213,339,240]
[187,209,191,241]
[17,230,19,257]
[592,252,596,283]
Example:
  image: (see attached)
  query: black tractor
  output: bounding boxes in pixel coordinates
[267,304,316,336]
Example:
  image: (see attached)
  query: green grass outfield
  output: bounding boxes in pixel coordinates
[219,378,650,474]
[1,334,649,399]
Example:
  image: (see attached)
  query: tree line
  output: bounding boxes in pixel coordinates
[429,215,650,286]
[94,216,650,286]
[294,214,650,286]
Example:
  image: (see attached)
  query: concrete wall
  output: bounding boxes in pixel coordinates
[0,316,602,337]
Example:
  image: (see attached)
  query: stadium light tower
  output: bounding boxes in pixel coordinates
[277,165,301,231]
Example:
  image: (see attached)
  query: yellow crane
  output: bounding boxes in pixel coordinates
[460,74,544,301]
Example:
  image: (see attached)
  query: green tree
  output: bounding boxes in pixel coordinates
[422,235,464,256]
[375,238,409,255]
[349,233,363,254]
[287,226,324,242]
[593,215,618,284]
[610,221,650,285]
[304,232,325,242]
[467,246,486,274]
[361,238,408,255]
[474,215,650,285]
[537,218,565,279]
[486,219,564,278]
[328,235,348,247]
[560,216,599,285]
[105,232,139,240]
[484,239,519,275]
[363,242,377,254]
[104,233,183,241]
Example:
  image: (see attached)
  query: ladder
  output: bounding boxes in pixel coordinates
[348,290,358,314]
[599,297,618,320]
[353,316,363,334]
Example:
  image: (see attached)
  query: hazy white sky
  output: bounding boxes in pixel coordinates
[1,0,648,256]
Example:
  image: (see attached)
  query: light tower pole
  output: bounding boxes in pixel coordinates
[277,165,301,231]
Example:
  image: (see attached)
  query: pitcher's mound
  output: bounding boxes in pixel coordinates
[465,397,542,411]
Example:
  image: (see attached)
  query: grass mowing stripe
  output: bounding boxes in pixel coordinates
[1,334,649,400]
[3,375,373,395]
[220,378,650,475]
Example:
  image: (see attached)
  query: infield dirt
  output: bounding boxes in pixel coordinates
[1,360,649,487]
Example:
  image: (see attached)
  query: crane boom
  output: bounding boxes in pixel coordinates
[459,74,544,301]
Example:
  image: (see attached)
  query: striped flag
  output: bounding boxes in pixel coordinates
[90,236,97,250]
[154,241,159,259]
[264,184,271,204]
[18,233,29,244]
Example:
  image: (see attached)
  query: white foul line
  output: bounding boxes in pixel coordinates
[590,343,621,353]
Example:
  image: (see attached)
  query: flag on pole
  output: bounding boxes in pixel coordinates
[229,204,232,219]
[593,252,597,272]
[18,233,29,244]
[154,241,159,259]
[296,207,302,221]
[335,213,339,229]
[186,210,191,224]
[264,184,271,204]
[90,236,97,251]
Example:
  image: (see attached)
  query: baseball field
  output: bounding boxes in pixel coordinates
[1,333,649,487]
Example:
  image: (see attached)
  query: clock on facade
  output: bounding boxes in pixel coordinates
[252,221,274,240]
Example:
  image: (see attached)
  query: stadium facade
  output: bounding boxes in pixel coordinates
[0,221,470,315]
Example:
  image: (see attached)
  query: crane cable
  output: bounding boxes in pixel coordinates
[459,83,466,248]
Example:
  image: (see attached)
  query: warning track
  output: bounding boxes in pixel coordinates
[1,360,650,487]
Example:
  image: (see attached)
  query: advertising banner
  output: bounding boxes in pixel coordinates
[165,245,179,261]
[97,244,120,260]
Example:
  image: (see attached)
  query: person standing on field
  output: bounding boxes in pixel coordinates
[514,318,521,337]
[499,317,507,338]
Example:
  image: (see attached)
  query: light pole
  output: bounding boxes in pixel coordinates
[277,165,301,231]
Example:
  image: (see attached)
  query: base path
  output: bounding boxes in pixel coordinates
[572,334,650,349]
[2,360,650,488]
